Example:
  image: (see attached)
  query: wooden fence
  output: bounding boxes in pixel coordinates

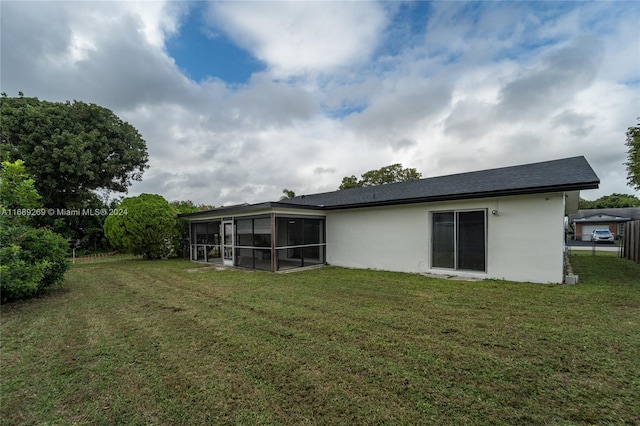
[621,220,640,264]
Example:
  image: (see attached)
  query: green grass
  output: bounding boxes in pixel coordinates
[2,256,639,425]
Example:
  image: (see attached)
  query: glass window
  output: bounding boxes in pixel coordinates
[432,212,454,268]
[457,211,486,271]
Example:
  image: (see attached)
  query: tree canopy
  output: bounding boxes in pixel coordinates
[579,193,640,209]
[1,94,149,252]
[280,188,296,200]
[0,95,149,209]
[103,194,177,260]
[625,120,639,191]
[339,164,422,190]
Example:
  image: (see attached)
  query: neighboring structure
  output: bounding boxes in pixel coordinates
[569,208,640,241]
[182,156,599,283]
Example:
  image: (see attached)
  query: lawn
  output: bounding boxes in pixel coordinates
[1,255,639,425]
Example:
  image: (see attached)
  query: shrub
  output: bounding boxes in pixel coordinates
[0,225,70,303]
[103,194,177,260]
[0,160,71,303]
[0,243,43,302]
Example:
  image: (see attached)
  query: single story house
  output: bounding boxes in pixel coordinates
[182,156,599,283]
[569,207,640,241]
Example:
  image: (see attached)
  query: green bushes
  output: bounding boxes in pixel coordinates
[0,225,70,302]
[0,160,70,303]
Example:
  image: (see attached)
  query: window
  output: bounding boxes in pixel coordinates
[432,210,486,272]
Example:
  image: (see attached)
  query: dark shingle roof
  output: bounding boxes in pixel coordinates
[278,156,599,210]
[181,156,600,218]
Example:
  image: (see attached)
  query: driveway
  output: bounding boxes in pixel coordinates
[566,239,621,252]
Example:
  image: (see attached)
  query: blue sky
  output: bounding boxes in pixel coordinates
[167,2,264,83]
[1,1,638,205]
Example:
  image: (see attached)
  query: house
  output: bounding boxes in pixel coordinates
[569,207,640,241]
[182,156,599,283]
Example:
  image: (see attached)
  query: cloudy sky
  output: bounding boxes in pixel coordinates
[2,1,639,205]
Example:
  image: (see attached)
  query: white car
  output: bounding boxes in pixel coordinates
[591,229,614,243]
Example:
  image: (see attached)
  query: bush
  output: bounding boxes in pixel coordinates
[0,225,70,303]
[103,194,177,260]
[0,244,43,302]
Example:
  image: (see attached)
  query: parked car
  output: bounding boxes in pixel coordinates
[591,229,615,243]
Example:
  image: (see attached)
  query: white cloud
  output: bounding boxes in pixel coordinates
[125,1,185,47]
[1,0,638,207]
[205,1,388,77]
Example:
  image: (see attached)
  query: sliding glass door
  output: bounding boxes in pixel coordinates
[432,210,486,272]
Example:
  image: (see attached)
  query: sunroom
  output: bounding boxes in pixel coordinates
[186,204,326,272]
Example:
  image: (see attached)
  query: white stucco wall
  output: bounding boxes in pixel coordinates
[325,193,567,283]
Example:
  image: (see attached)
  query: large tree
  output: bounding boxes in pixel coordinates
[0,94,148,208]
[0,94,148,250]
[104,194,177,260]
[625,120,640,191]
[339,163,422,190]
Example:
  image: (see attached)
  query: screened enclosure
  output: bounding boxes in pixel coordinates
[190,215,325,272]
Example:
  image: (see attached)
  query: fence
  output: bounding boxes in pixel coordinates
[70,251,142,264]
[621,220,640,264]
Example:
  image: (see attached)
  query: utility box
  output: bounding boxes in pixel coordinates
[564,274,579,285]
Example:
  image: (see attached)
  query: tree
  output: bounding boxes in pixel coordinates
[0,160,70,303]
[339,163,422,190]
[625,120,640,191]
[0,95,149,250]
[103,194,177,260]
[280,188,296,200]
[579,193,640,209]
[339,175,360,190]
